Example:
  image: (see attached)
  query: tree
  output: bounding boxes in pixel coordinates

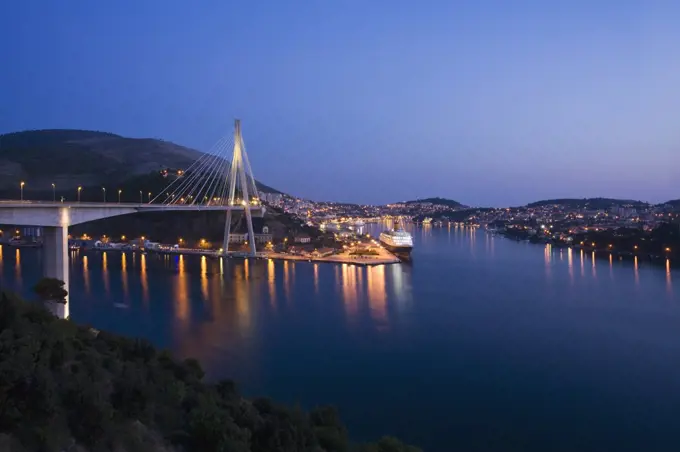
[33,278,68,304]
[0,291,420,451]
[357,436,423,452]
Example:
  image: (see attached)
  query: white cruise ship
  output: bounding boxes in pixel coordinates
[379,221,413,256]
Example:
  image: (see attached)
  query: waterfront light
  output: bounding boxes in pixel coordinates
[20,181,24,201]
[121,235,126,240]
[78,186,82,202]
[666,247,671,252]
[52,183,56,202]
[118,189,122,203]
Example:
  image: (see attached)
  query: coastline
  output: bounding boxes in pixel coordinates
[491,229,674,265]
[1,241,404,266]
[89,246,403,266]
[265,249,401,266]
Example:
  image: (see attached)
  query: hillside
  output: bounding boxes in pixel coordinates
[527,198,649,209]
[0,129,280,194]
[0,290,420,452]
[404,197,466,209]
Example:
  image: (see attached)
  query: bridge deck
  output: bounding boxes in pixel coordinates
[0,200,264,211]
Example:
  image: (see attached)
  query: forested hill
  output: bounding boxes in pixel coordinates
[527,198,649,209]
[404,197,466,208]
[0,129,281,194]
[662,199,680,207]
[0,290,420,452]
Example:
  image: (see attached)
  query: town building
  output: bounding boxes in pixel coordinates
[228,217,272,244]
[294,234,311,244]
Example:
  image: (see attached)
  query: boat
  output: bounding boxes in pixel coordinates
[354,219,366,227]
[379,218,413,257]
[422,217,433,225]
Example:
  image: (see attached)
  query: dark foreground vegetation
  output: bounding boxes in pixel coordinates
[0,291,420,452]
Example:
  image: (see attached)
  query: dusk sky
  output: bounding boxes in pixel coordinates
[1,1,679,206]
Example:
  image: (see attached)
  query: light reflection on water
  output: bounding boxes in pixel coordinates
[0,233,675,338]
[0,227,679,451]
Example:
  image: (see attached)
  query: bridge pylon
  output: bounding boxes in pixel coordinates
[156,118,263,257]
[222,119,259,256]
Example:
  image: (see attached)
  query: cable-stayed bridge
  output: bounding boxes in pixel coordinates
[0,120,265,318]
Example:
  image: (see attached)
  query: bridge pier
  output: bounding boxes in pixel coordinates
[42,226,69,319]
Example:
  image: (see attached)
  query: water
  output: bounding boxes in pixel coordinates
[1,225,680,451]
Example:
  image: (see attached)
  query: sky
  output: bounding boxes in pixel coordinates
[1,1,679,206]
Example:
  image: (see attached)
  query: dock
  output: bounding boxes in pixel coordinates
[79,244,403,266]
[264,247,401,266]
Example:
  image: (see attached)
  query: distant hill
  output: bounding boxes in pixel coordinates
[662,199,680,207]
[527,198,649,209]
[0,129,280,194]
[404,197,466,209]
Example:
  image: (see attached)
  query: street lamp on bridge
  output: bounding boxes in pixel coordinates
[52,183,56,202]
[118,189,122,203]
[148,192,151,203]
[77,186,82,203]
[20,181,24,201]
[139,190,143,203]
[102,187,106,202]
